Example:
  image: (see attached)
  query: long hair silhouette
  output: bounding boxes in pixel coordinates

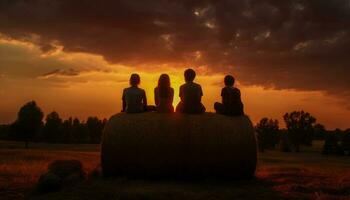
[158,74,171,98]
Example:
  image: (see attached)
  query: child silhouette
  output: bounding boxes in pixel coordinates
[214,75,244,116]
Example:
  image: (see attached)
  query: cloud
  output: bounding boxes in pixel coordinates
[41,68,80,78]
[0,0,350,100]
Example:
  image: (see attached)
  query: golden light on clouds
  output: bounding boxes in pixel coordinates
[1,36,350,129]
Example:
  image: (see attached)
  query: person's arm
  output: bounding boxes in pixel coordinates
[154,88,159,106]
[237,88,242,101]
[142,90,148,108]
[221,88,225,103]
[170,88,174,104]
[122,89,126,112]
[199,85,203,101]
[179,85,184,101]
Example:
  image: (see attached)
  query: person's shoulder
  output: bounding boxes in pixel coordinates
[138,88,146,93]
[123,87,131,92]
[233,87,241,92]
[193,82,202,89]
[232,87,241,94]
[221,87,228,94]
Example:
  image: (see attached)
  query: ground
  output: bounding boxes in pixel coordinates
[0,140,349,200]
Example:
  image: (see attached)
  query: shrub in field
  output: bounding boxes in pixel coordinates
[102,113,257,179]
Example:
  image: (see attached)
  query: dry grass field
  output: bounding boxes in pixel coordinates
[0,140,350,200]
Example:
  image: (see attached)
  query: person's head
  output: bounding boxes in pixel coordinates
[224,75,235,87]
[158,74,171,97]
[129,73,140,87]
[158,74,170,88]
[184,68,196,82]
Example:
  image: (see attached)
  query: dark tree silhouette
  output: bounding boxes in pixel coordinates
[283,111,316,152]
[42,111,64,143]
[86,117,106,143]
[11,101,44,148]
[70,118,89,143]
[255,118,279,152]
[0,124,11,140]
[322,132,342,155]
[62,117,73,143]
[341,129,350,156]
[314,123,326,140]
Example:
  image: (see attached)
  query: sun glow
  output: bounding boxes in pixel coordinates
[1,37,350,129]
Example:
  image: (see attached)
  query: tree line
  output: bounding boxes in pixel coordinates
[0,100,349,153]
[0,101,107,148]
[255,111,350,154]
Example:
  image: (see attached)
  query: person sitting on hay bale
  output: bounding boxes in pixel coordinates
[122,73,155,113]
[214,75,244,116]
[176,68,206,114]
[154,74,174,113]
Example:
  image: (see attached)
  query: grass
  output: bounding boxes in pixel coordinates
[0,140,350,200]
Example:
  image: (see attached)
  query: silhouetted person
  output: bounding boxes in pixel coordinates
[154,74,174,113]
[176,69,206,114]
[122,74,148,113]
[214,75,244,116]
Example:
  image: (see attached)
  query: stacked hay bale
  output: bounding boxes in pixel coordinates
[101,113,257,179]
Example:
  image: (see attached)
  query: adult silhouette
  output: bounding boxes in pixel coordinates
[176,69,205,114]
[122,74,148,113]
[154,74,174,113]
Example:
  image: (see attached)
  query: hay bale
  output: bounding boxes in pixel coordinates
[36,160,86,193]
[101,113,257,179]
[37,172,62,193]
[48,160,85,180]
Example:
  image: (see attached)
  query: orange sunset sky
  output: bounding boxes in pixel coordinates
[0,1,350,129]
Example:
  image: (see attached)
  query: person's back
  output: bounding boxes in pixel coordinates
[221,86,243,115]
[154,74,174,113]
[214,75,244,116]
[123,86,146,113]
[180,82,203,112]
[154,87,174,113]
[176,69,205,114]
[122,74,147,113]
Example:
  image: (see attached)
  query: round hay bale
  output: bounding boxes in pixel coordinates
[101,113,257,179]
[48,160,85,179]
[37,172,62,193]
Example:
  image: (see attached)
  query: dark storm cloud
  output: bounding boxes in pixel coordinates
[0,0,350,98]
